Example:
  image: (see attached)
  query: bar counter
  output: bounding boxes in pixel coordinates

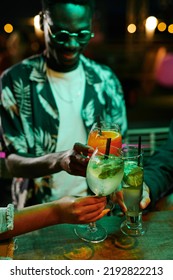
[10,210,173,260]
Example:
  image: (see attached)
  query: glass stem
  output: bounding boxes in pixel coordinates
[89,222,97,232]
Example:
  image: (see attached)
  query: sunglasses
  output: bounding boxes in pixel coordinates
[46,22,94,45]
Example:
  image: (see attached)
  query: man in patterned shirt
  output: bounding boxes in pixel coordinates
[0,0,127,207]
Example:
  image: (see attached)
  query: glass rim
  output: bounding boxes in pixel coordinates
[92,121,120,129]
[122,144,143,159]
[93,145,123,157]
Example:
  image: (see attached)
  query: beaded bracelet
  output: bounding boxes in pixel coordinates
[0,204,14,233]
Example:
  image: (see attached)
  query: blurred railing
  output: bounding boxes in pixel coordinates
[124,127,169,163]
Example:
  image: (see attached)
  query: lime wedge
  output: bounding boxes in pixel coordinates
[124,167,143,187]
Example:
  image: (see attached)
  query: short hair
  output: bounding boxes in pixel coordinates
[41,0,95,14]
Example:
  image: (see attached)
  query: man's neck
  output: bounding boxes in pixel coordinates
[46,58,80,73]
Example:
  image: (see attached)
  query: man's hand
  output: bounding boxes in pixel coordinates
[140,182,151,209]
[111,182,151,213]
[59,142,94,177]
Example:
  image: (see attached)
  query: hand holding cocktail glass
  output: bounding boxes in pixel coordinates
[74,140,124,243]
[113,182,150,213]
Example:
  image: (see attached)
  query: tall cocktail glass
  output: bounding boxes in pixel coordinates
[74,146,124,243]
[120,144,146,236]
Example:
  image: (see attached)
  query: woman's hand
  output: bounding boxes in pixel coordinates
[55,196,109,224]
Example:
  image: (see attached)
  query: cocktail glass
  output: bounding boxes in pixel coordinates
[74,146,124,243]
[88,121,122,210]
[87,121,122,152]
[120,144,146,236]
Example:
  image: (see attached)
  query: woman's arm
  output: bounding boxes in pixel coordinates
[0,196,108,240]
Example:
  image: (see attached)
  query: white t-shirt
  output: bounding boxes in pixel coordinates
[47,63,88,199]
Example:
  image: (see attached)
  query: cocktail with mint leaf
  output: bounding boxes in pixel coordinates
[87,151,124,196]
[74,145,124,243]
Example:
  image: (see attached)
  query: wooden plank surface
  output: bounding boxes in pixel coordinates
[0,239,15,259]
[13,211,173,260]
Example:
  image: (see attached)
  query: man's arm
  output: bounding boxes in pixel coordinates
[144,120,173,207]
[6,143,93,178]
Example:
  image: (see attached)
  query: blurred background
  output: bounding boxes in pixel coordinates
[1,0,173,206]
[0,0,173,129]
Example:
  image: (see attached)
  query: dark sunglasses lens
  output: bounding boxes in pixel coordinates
[54,30,92,44]
[78,31,91,42]
[56,31,69,43]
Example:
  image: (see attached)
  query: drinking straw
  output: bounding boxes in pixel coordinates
[97,115,102,135]
[138,135,142,166]
[104,138,111,159]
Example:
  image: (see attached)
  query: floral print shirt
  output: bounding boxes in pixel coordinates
[0,53,127,205]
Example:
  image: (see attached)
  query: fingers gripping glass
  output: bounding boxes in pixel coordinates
[47,23,94,45]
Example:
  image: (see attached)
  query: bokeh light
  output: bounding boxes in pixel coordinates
[34,14,43,38]
[145,16,158,32]
[157,22,167,32]
[145,16,158,39]
[4,23,13,34]
[34,14,41,30]
[168,24,173,34]
[127,24,136,34]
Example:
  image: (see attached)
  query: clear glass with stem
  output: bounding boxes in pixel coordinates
[74,146,124,243]
[87,120,122,211]
[120,144,146,236]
